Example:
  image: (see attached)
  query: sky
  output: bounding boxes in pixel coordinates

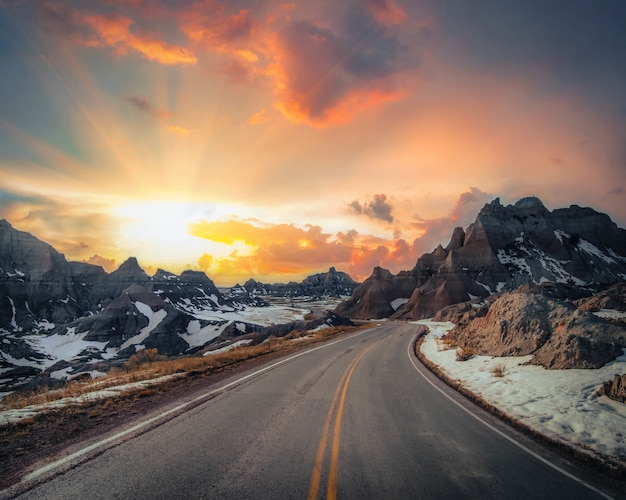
[0,0,624,286]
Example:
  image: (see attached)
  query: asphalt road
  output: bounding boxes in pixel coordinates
[11,323,617,499]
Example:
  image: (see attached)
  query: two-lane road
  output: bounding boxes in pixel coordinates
[11,323,615,499]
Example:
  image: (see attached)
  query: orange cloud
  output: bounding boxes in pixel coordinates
[167,125,191,135]
[39,2,196,65]
[262,10,413,127]
[180,3,255,50]
[248,109,271,125]
[188,217,425,283]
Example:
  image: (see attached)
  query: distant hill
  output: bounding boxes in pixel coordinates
[335,197,626,320]
[231,267,359,299]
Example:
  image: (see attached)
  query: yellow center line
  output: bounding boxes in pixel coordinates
[308,336,383,500]
[307,366,351,500]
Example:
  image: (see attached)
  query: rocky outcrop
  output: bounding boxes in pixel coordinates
[337,197,626,320]
[598,374,626,403]
[442,291,626,369]
[575,283,626,312]
[334,267,418,319]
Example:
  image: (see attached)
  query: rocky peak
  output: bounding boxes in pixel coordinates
[445,227,465,252]
[369,266,393,280]
[111,257,148,280]
[338,196,626,321]
[514,196,548,213]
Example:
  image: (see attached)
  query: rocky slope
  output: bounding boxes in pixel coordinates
[336,197,626,320]
[439,290,626,369]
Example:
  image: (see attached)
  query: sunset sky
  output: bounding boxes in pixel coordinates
[0,0,624,286]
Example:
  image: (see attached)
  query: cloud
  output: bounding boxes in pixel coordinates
[197,253,213,273]
[83,254,117,272]
[349,193,394,223]
[365,0,408,26]
[0,186,125,265]
[248,109,271,125]
[263,3,421,126]
[38,1,196,65]
[607,186,623,197]
[166,125,191,135]
[180,3,256,51]
[126,96,172,119]
[189,219,353,274]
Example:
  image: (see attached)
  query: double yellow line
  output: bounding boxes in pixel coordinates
[307,340,379,500]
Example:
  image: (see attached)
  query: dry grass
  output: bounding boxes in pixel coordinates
[455,346,476,361]
[0,325,362,412]
[490,363,507,378]
[436,336,457,351]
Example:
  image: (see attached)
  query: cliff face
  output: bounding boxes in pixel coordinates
[336,197,626,320]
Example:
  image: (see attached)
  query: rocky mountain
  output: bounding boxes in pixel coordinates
[336,197,626,320]
[236,267,359,299]
[0,220,352,395]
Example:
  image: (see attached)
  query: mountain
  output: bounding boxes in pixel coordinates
[0,221,259,394]
[0,220,355,395]
[336,197,626,320]
[236,267,359,299]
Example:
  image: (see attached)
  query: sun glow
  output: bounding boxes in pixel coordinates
[112,201,246,273]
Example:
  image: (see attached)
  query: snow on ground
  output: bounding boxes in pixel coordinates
[23,328,110,369]
[390,298,409,311]
[120,302,167,350]
[0,373,184,425]
[191,303,310,326]
[416,319,626,462]
[203,339,253,356]
[593,309,626,320]
[181,321,228,348]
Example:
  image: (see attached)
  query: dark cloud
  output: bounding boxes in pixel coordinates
[607,186,623,197]
[268,1,424,125]
[125,96,172,119]
[349,193,394,223]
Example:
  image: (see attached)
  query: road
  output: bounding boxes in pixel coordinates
[11,323,616,499]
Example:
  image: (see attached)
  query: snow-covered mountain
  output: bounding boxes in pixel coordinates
[336,197,626,320]
[0,220,355,395]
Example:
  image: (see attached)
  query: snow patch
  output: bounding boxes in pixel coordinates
[390,298,409,311]
[120,302,167,350]
[416,320,626,462]
[203,339,252,356]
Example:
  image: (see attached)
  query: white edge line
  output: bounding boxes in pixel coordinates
[406,334,613,500]
[20,327,374,485]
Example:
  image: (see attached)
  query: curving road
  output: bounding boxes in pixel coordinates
[11,323,616,499]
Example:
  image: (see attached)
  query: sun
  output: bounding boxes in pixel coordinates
[113,201,233,273]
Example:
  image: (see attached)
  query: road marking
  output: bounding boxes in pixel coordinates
[406,335,614,500]
[308,334,383,500]
[12,328,376,493]
[307,364,350,500]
